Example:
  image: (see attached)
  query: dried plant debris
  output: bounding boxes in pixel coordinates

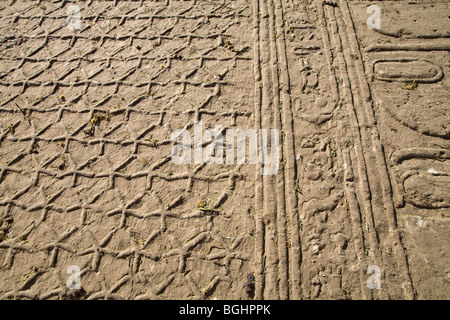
[84,111,110,136]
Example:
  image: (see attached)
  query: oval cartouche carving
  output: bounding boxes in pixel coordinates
[374,60,443,83]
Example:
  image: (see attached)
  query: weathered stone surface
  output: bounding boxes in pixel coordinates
[0,0,448,300]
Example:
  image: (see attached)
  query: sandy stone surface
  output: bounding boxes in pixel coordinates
[0,0,448,300]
